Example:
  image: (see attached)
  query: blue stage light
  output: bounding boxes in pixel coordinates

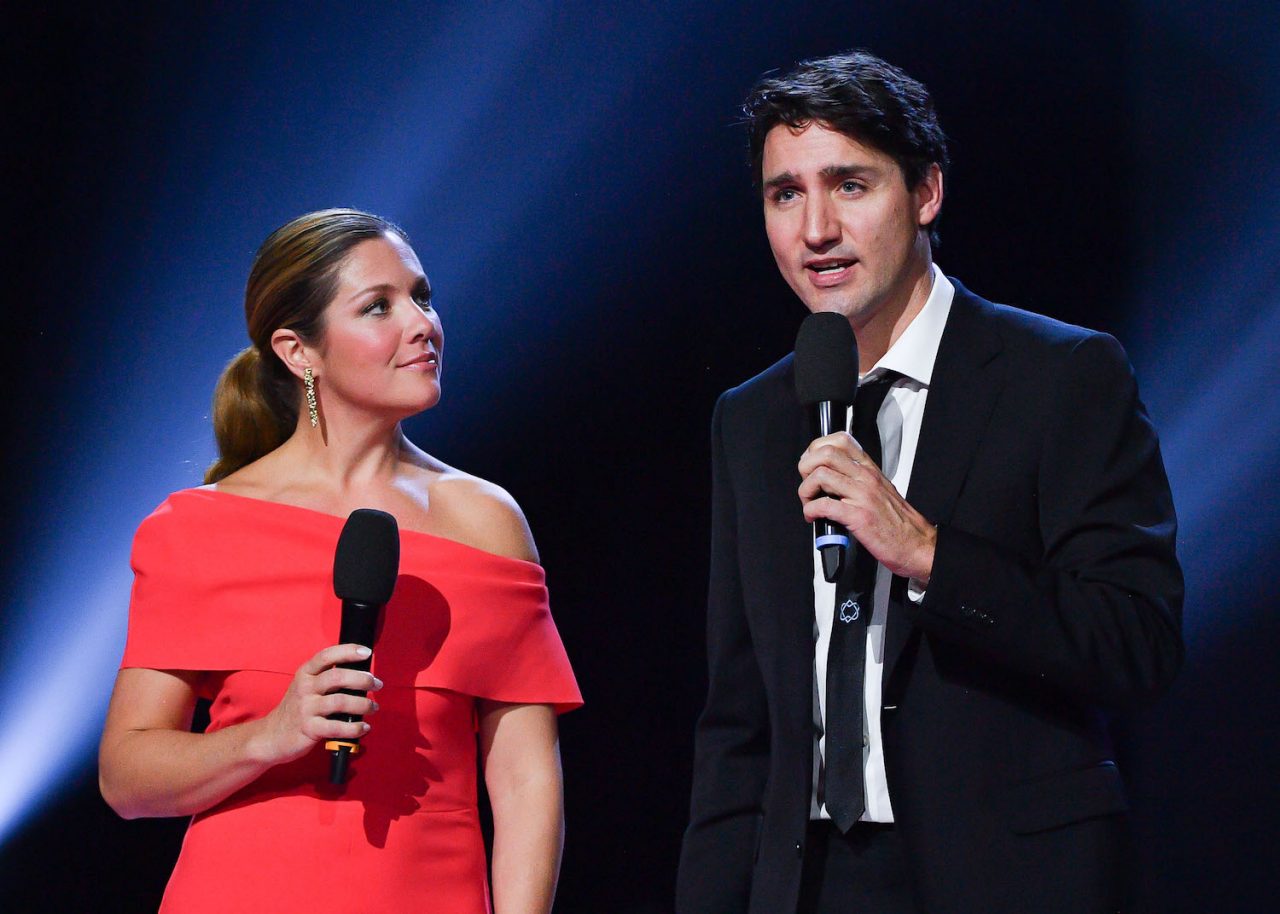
[0,3,562,847]
[0,0,701,847]
[1150,298,1280,638]
[0,565,133,843]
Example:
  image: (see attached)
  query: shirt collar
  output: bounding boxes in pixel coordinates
[865,263,954,387]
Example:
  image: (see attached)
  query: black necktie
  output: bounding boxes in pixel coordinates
[823,371,899,832]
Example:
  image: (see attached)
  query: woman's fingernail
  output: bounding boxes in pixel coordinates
[361,722,371,733]
[355,646,372,657]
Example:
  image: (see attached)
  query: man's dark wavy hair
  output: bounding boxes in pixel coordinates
[743,50,950,246]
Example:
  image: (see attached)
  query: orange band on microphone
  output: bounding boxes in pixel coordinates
[324,740,362,755]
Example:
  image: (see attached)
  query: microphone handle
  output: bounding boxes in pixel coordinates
[812,400,852,583]
[327,600,382,784]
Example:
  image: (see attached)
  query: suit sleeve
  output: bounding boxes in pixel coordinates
[917,332,1184,709]
[676,393,770,914]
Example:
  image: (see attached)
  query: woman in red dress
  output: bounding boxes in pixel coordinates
[99,209,581,913]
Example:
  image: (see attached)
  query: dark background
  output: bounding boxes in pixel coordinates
[3,2,1278,911]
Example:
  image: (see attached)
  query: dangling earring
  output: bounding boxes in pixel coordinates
[304,367,319,428]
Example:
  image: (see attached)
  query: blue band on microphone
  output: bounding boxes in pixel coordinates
[815,534,850,549]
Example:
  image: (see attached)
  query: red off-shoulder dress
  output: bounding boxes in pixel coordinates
[120,488,582,913]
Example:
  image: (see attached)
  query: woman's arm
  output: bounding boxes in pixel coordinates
[99,643,381,819]
[479,701,564,914]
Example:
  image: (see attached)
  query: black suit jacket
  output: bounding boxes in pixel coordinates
[676,280,1184,914]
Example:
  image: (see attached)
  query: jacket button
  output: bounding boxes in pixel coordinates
[795,840,803,858]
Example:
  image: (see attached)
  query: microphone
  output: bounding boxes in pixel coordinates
[326,508,400,785]
[795,312,860,584]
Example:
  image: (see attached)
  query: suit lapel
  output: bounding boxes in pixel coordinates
[884,282,1007,683]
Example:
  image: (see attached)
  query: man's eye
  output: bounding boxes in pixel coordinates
[841,180,864,193]
[774,188,798,203]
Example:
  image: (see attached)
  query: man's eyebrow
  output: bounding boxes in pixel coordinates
[763,171,798,190]
[763,164,880,189]
[820,163,879,180]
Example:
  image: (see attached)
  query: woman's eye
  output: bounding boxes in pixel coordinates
[413,293,433,311]
[362,298,390,315]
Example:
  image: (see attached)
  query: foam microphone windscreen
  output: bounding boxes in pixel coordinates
[794,312,859,405]
[333,509,400,604]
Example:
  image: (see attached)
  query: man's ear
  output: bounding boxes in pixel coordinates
[915,162,944,229]
[270,328,312,381]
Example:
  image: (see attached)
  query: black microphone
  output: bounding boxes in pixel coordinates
[326,508,400,785]
[795,312,860,583]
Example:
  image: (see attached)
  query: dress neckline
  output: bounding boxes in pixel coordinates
[182,486,541,570]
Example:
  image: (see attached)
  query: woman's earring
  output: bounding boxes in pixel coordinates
[304,367,319,428]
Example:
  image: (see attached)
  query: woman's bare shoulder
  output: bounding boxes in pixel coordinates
[405,453,538,563]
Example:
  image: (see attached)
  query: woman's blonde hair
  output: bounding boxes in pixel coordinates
[205,208,407,483]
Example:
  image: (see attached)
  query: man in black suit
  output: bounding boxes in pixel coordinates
[676,51,1183,914]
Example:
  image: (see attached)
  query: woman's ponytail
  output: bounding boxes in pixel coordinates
[204,347,296,483]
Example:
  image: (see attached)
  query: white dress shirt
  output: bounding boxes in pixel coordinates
[812,264,954,823]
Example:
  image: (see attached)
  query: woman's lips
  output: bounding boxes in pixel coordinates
[399,353,439,371]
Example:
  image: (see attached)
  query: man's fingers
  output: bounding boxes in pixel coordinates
[798,464,880,503]
[802,493,871,527]
[799,439,876,477]
[799,467,844,500]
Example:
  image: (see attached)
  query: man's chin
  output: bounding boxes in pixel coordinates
[799,294,866,322]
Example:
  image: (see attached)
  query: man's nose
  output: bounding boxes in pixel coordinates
[803,196,840,249]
